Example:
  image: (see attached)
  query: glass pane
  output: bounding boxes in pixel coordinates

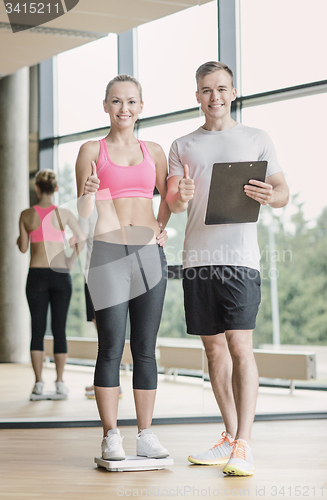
[138,115,203,158]
[242,93,327,222]
[255,208,327,386]
[56,35,117,136]
[137,1,218,118]
[240,0,327,95]
[242,95,327,383]
[154,279,205,417]
[139,115,204,264]
[159,279,186,339]
[57,140,84,205]
[57,139,103,338]
[139,118,206,412]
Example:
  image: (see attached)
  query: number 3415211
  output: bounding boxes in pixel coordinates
[5,3,60,14]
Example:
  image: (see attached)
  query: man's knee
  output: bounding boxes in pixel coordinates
[201,334,228,363]
[225,330,254,362]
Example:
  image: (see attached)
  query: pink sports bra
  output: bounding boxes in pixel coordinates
[29,205,65,244]
[95,138,156,201]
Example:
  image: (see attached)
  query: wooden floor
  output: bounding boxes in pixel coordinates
[1,420,327,500]
[1,363,327,499]
[1,363,327,424]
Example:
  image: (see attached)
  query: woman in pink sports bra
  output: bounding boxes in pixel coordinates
[17,169,84,399]
[76,75,171,461]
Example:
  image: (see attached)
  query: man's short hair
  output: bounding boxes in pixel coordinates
[196,61,234,88]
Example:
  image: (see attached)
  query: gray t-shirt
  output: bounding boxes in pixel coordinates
[168,123,282,271]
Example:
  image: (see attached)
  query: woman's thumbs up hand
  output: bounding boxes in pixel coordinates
[83,161,100,195]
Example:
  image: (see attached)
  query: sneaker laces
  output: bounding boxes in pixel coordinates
[212,431,230,449]
[108,434,123,446]
[141,432,160,446]
[229,440,247,460]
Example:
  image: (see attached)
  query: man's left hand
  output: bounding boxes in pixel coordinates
[244,179,274,206]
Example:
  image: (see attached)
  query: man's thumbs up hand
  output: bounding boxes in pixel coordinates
[184,163,190,179]
[178,164,195,203]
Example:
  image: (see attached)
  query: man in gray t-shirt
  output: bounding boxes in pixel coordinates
[167,61,289,476]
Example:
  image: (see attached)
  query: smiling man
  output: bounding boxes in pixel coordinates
[166,61,289,476]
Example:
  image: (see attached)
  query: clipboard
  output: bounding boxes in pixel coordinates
[205,161,267,225]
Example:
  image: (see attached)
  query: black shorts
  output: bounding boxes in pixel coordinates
[183,265,261,335]
[84,282,95,322]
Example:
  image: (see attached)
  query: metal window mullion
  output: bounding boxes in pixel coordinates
[38,59,55,172]
[118,30,135,76]
[218,0,237,120]
[43,78,327,148]
[240,81,327,108]
[53,107,202,145]
[117,28,138,135]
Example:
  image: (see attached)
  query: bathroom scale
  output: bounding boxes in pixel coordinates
[205,161,267,225]
[95,456,174,472]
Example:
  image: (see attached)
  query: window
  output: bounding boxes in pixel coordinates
[242,96,327,374]
[242,93,327,221]
[43,0,326,418]
[139,116,204,265]
[57,138,104,339]
[138,115,203,158]
[137,1,218,118]
[240,0,327,96]
[56,34,117,136]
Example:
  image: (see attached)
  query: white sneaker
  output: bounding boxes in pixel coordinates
[188,431,233,465]
[31,382,44,396]
[223,439,255,476]
[136,429,169,459]
[55,381,69,396]
[101,428,126,461]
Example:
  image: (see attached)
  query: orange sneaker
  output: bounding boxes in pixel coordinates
[223,439,254,476]
[188,431,233,465]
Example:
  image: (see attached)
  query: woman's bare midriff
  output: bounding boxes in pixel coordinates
[94,197,160,245]
[29,241,68,269]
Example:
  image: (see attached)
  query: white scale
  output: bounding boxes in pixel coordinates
[29,389,172,472]
[95,456,174,472]
[30,392,68,401]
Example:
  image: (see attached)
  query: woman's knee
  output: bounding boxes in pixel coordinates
[132,357,157,390]
[94,354,121,387]
[30,337,44,351]
[130,337,156,359]
[53,338,67,354]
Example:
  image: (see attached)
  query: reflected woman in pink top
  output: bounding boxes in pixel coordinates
[17,169,84,399]
[75,75,171,461]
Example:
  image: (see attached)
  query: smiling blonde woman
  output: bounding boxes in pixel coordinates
[75,75,171,461]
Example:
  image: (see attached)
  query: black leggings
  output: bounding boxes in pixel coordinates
[26,268,72,353]
[87,241,167,390]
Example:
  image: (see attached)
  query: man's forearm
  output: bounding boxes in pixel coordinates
[166,191,189,214]
[269,185,289,209]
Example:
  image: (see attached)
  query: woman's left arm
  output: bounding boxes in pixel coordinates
[146,142,171,247]
[17,211,30,253]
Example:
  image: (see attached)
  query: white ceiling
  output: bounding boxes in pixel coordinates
[0,0,210,77]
